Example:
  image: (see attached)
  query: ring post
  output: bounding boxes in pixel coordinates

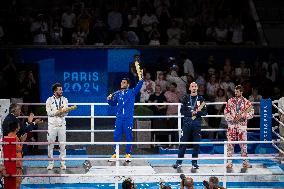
[178,103,182,142]
[3,136,16,189]
[223,141,227,188]
[91,104,95,142]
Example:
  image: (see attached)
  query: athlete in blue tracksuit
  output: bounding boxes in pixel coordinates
[107,77,144,160]
[173,82,207,169]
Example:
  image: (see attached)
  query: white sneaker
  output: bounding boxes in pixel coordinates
[60,162,66,170]
[47,162,54,170]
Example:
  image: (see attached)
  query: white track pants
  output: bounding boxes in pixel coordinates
[48,125,66,163]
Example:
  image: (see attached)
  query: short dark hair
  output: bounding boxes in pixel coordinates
[235,85,243,92]
[8,122,19,133]
[52,83,62,92]
[122,179,132,189]
[122,78,130,84]
[9,103,21,113]
[171,82,177,88]
[209,176,219,186]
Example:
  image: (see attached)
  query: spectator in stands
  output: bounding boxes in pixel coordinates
[142,10,158,43]
[128,7,140,34]
[24,70,38,102]
[220,58,235,79]
[72,28,87,45]
[154,0,170,9]
[108,6,123,32]
[213,88,227,139]
[61,7,76,44]
[204,55,218,78]
[166,65,187,100]
[155,72,168,92]
[272,86,282,100]
[50,21,63,45]
[148,84,168,143]
[149,23,161,46]
[235,61,250,83]
[148,85,167,115]
[230,19,244,44]
[30,14,48,45]
[167,19,182,45]
[248,88,262,128]
[16,70,28,99]
[220,75,235,99]
[7,122,26,189]
[126,30,139,45]
[181,52,195,78]
[140,72,155,102]
[214,21,228,44]
[196,73,206,86]
[77,9,92,34]
[110,32,126,45]
[90,19,108,45]
[164,82,179,143]
[248,88,262,115]
[206,74,220,101]
[264,55,279,82]
[156,2,171,44]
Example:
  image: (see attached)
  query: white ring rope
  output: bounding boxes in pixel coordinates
[3,140,283,145]
[29,128,261,133]
[2,156,282,161]
[9,172,284,177]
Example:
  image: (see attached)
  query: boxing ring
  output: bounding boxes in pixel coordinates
[1,101,284,189]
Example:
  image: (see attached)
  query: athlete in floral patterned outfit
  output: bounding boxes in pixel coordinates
[224,85,254,169]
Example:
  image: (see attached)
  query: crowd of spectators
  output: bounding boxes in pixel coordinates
[0,0,257,46]
[0,52,39,102]
[138,52,282,141]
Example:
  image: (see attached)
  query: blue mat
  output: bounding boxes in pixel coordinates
[23,155,86,167]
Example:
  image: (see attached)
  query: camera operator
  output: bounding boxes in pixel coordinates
[122,178,137,189]
[180,174,194,189]
[203,176,226,189]
[159,179,172,189]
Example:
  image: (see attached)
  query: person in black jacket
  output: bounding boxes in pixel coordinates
[2,103,41,140]
[173,82,207,170]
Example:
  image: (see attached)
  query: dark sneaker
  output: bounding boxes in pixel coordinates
[172,163,181,169]
[192,162,199,169]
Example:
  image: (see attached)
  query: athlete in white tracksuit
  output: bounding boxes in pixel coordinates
[45,83,68,170]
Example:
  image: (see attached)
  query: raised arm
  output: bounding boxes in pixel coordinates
[134,79,144,95]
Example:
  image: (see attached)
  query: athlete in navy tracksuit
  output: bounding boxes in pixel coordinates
[173,82,207,169]
[107,77,144,160]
